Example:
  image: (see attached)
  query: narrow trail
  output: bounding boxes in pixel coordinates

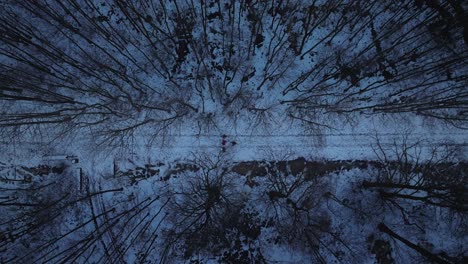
[0,132,466,168]
[136,132,467,161]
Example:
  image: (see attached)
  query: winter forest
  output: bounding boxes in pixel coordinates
[0,0,467,263]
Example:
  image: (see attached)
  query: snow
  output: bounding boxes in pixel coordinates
[0,0,467,263]
[1,113,465,174]
[1,131,466,263]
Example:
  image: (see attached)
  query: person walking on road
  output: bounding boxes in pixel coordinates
[221,134,227,152]
[221,134,237,152]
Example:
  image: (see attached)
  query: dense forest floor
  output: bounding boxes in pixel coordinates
[1,149,467,263]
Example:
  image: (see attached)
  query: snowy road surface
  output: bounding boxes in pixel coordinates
[136,132,467,161]
[1,130,466,172]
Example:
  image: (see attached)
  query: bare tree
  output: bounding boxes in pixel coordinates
[2,0,464,145]
[363,137,467,213]
[160,153,260,262]
[260,158,337,263]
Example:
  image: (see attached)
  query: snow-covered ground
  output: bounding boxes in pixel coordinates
[1,114,465,264]
[1,115,465,174]
[0,0,466,261]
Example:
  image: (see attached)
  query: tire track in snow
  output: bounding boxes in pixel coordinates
[143,132,467,161]
[0,132,465,161]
